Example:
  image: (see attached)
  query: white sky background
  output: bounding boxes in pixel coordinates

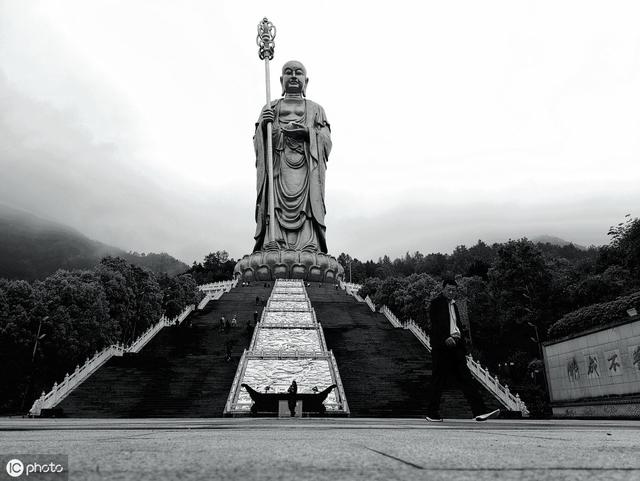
[1,0,639,264]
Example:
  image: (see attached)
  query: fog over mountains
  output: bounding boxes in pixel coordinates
[0,204,188,281]
[1,203,594,282]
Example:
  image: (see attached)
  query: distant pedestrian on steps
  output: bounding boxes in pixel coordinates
[225,340,233,362]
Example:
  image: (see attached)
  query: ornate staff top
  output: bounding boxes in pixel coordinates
[256,17,276,60]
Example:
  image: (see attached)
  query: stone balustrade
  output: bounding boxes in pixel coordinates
[198,279,237,292]
[29,304,195,416]
[380,305,403,328]
[197,279,237,309]
[340,281,363,293]
[29,344,124,416]
[403,318,432,351]
[466,356,529,416]
[364,296,376,312]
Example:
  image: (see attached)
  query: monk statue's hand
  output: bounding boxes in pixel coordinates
[445,337,457,348]
[260,108,275,132]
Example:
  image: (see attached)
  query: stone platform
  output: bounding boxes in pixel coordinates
[3,418,639,481]
[234,249,344,282]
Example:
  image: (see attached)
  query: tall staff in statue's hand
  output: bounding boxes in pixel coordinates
[257,17,277,246]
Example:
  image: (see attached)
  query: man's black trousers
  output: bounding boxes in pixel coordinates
[427,346,487,417]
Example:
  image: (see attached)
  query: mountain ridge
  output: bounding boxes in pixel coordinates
[0,204,189,280]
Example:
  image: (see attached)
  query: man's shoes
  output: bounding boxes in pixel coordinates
[424,414,443,422]
[474,409,500,422]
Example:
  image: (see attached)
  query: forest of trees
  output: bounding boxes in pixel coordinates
[0,256,201,414]
[343,216,640,415]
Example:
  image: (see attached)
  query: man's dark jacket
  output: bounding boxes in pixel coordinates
[429,294,466,355]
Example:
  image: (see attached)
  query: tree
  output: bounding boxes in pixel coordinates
[0,279,39,411]
[487,239,552,359]
[127,265,163,343]
[96,257,135,344]
[188,251,235,284]
[604,215,640,283]
[158,273,200,318]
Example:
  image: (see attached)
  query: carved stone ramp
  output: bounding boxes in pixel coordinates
[225,279,349,416]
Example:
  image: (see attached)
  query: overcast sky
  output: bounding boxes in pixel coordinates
[1,0,639,264]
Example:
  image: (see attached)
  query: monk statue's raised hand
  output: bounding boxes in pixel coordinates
[259,107,275,133]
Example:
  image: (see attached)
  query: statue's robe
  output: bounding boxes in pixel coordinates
[253,98,331,253]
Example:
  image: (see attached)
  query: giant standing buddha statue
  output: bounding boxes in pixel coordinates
[234,19,344,282]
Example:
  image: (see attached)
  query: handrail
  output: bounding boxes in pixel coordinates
[341,281,362,292]
[339,280,363,298]
[126,316,168,354]
[198,279,237,292]
[226,349,248,414]
[380,305,403,328]
[364,296,376,312]
[197,290,226,310]
[329,350,349,414]
[127,305,194,353]
[403,318,431,350]
[466,356,529,416]
[28,343,124,416]
[29,304,196,417]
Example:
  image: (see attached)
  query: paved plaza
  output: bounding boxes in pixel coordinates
[1,418,640,480]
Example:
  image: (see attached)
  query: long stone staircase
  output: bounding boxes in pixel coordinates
[49,281,517,418]
[306,284,504,418]
[55,285,272,417]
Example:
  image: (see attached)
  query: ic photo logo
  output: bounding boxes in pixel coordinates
[3,456,66,479]
[5,459,23,478]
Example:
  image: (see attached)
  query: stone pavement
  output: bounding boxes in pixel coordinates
[1,418,639,480]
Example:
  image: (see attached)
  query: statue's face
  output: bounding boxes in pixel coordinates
[281,61,308,95]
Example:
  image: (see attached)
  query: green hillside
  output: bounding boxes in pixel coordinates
[0,204,188,280]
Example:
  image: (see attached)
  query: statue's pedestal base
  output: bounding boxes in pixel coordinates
[234,249,344,283]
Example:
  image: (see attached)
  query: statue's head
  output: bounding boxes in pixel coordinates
[281,60,308,96]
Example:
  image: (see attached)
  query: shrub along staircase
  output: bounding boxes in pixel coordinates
[54,284,272,417]
[306,284,506,418]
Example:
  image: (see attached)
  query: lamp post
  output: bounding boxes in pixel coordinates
[527,321,542,360]
[22,315,49,412]
[32,316,48,362]
[527,321,551,405]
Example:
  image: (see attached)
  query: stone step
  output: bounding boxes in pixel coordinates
[54,282,506,418]
[55,284,271,417]
[306,284,503,418]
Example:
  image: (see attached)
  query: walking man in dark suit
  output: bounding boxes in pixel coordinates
[425,277,500,422]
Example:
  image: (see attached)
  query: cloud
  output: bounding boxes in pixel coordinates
[1,1,639,266]
[329,196,634,260]
[0,72,253,263]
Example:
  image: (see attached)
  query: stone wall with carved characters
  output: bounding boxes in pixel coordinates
[543,316,640,412]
